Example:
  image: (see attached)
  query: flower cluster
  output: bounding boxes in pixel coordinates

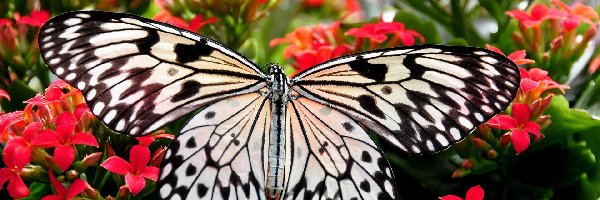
[0,80,173,198]
[270,20,424,73]
[507,0,599,80]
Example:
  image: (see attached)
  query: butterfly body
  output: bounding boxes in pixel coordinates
[266,65,289,198]
[39,11,520,200]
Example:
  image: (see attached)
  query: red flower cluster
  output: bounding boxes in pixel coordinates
[153,11,217,33]
[271,20,424,74]
[0,79,173,198]
[480,46,568,155]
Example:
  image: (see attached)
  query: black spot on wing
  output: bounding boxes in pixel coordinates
[205,111,216,119]
[348,57,387,82]
[174,40,213,63]
[137,29,160,53]
[197,183,208,197]
[357,95,385,119]
[185,164,196,176]
[360,180,371,192]
[361,151,372,163]
[172,80,202,102]
[342,122,354,132]
[402,54,426,78]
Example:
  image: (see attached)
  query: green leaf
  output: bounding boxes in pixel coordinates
[394,11,442,44]
[510,142,596,188]
[533,95,600,149]
[1,80,37,112]
[574,72,600,117]
[581,125,600,188]
[21,182,51,200]
[553,175,600,200]
[506,179,554,199]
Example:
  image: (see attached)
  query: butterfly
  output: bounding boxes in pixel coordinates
[38,11,520,200]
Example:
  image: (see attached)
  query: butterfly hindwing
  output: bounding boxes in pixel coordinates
[39,11,267,136]
[158,92,271,200]
[283,97,396,200]
[291,45,520,154]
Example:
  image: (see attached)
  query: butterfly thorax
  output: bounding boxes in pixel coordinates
[266,65,288,198]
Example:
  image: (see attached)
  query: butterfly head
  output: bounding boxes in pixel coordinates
[267,64,284,75]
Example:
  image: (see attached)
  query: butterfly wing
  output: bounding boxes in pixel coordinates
[291,45,520,154]
[39,11,267,136]
[158,92,271,200]
[282,97,396,200]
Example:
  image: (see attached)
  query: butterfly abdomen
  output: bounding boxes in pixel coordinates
[267,66,288,198]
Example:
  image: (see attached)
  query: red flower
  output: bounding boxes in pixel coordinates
[440,185,485,200]
[16,10,50,27]
[188,14,218,32]
[0,89,9,101]
[520,68,569,94]
[487,104,541,154]
[552,0,599,31]
[269,22,343,58]
[136,131,174,146]
[0,147,30,199]
[153,11,216,32]
[293,45,349,72]
[0,111,25,142]
[346,21,424,45]
[4,122,43,168]
[101,145,159,195]
[31,112,99,171]
[506,4,562,27]
[43,171,88,200]
[485,45,535,65]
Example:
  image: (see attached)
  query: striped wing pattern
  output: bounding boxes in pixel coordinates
[39,11,267,136]
[283,98,396,200]
[292,45,520,154]
[158,92,271,199]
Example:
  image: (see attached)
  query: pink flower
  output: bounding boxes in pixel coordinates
[42,171,88,200]
[32,112,99,171]
[16,10,50,27]
[101,145,159,195]
[188,14,218,32]
[485,45,535,65]
[487,104,541,154]
[0,89,9,101]
[440,185,485,200]
[293,45,349,73]
[136,131,174,146]
[506,4,562,27]
[520,68,569,94]
[4,122,43,168]
[552,0,599,31]
[346,21,424,45]
[0,147,30,199]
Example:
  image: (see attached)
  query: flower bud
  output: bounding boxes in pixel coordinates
[550,36,563,53]
[499,133,511,147]
[117,185,131,199]
[487,149,498,159]
[462,159,474,170]
[472,138,491,151]
[82,152,103,169]
[150,146,168,167]
[66,170,78,181]
[84,185,101,200]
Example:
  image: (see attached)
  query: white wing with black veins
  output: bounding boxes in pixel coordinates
[291,45,520,154]
[39,11,267,136]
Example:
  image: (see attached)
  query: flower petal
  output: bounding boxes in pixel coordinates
[31,132,61,147]
[7,175,29,199]
[54,145,75,171]
[41,195,64,200]
[66,178,88,198]
[48,171,66,196]
[71,132,99,147]
[140,166,159,181]
[125,173,147,195]
[486,115,517,130]
[511,129,531,155]
[130,145,151,172]
[520,78,540,92]
[511,103,531,125]
[465,185,484,200]
[523,121,542,139]
[22,122,43,141]
[0,168,15,189]
[101,156,132,175]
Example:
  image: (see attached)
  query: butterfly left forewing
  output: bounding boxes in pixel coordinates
[282,97,396,200]
[39,11,267,136]
[291,45,520,154]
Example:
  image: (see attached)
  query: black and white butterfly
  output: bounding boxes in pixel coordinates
[38,11,520,200]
